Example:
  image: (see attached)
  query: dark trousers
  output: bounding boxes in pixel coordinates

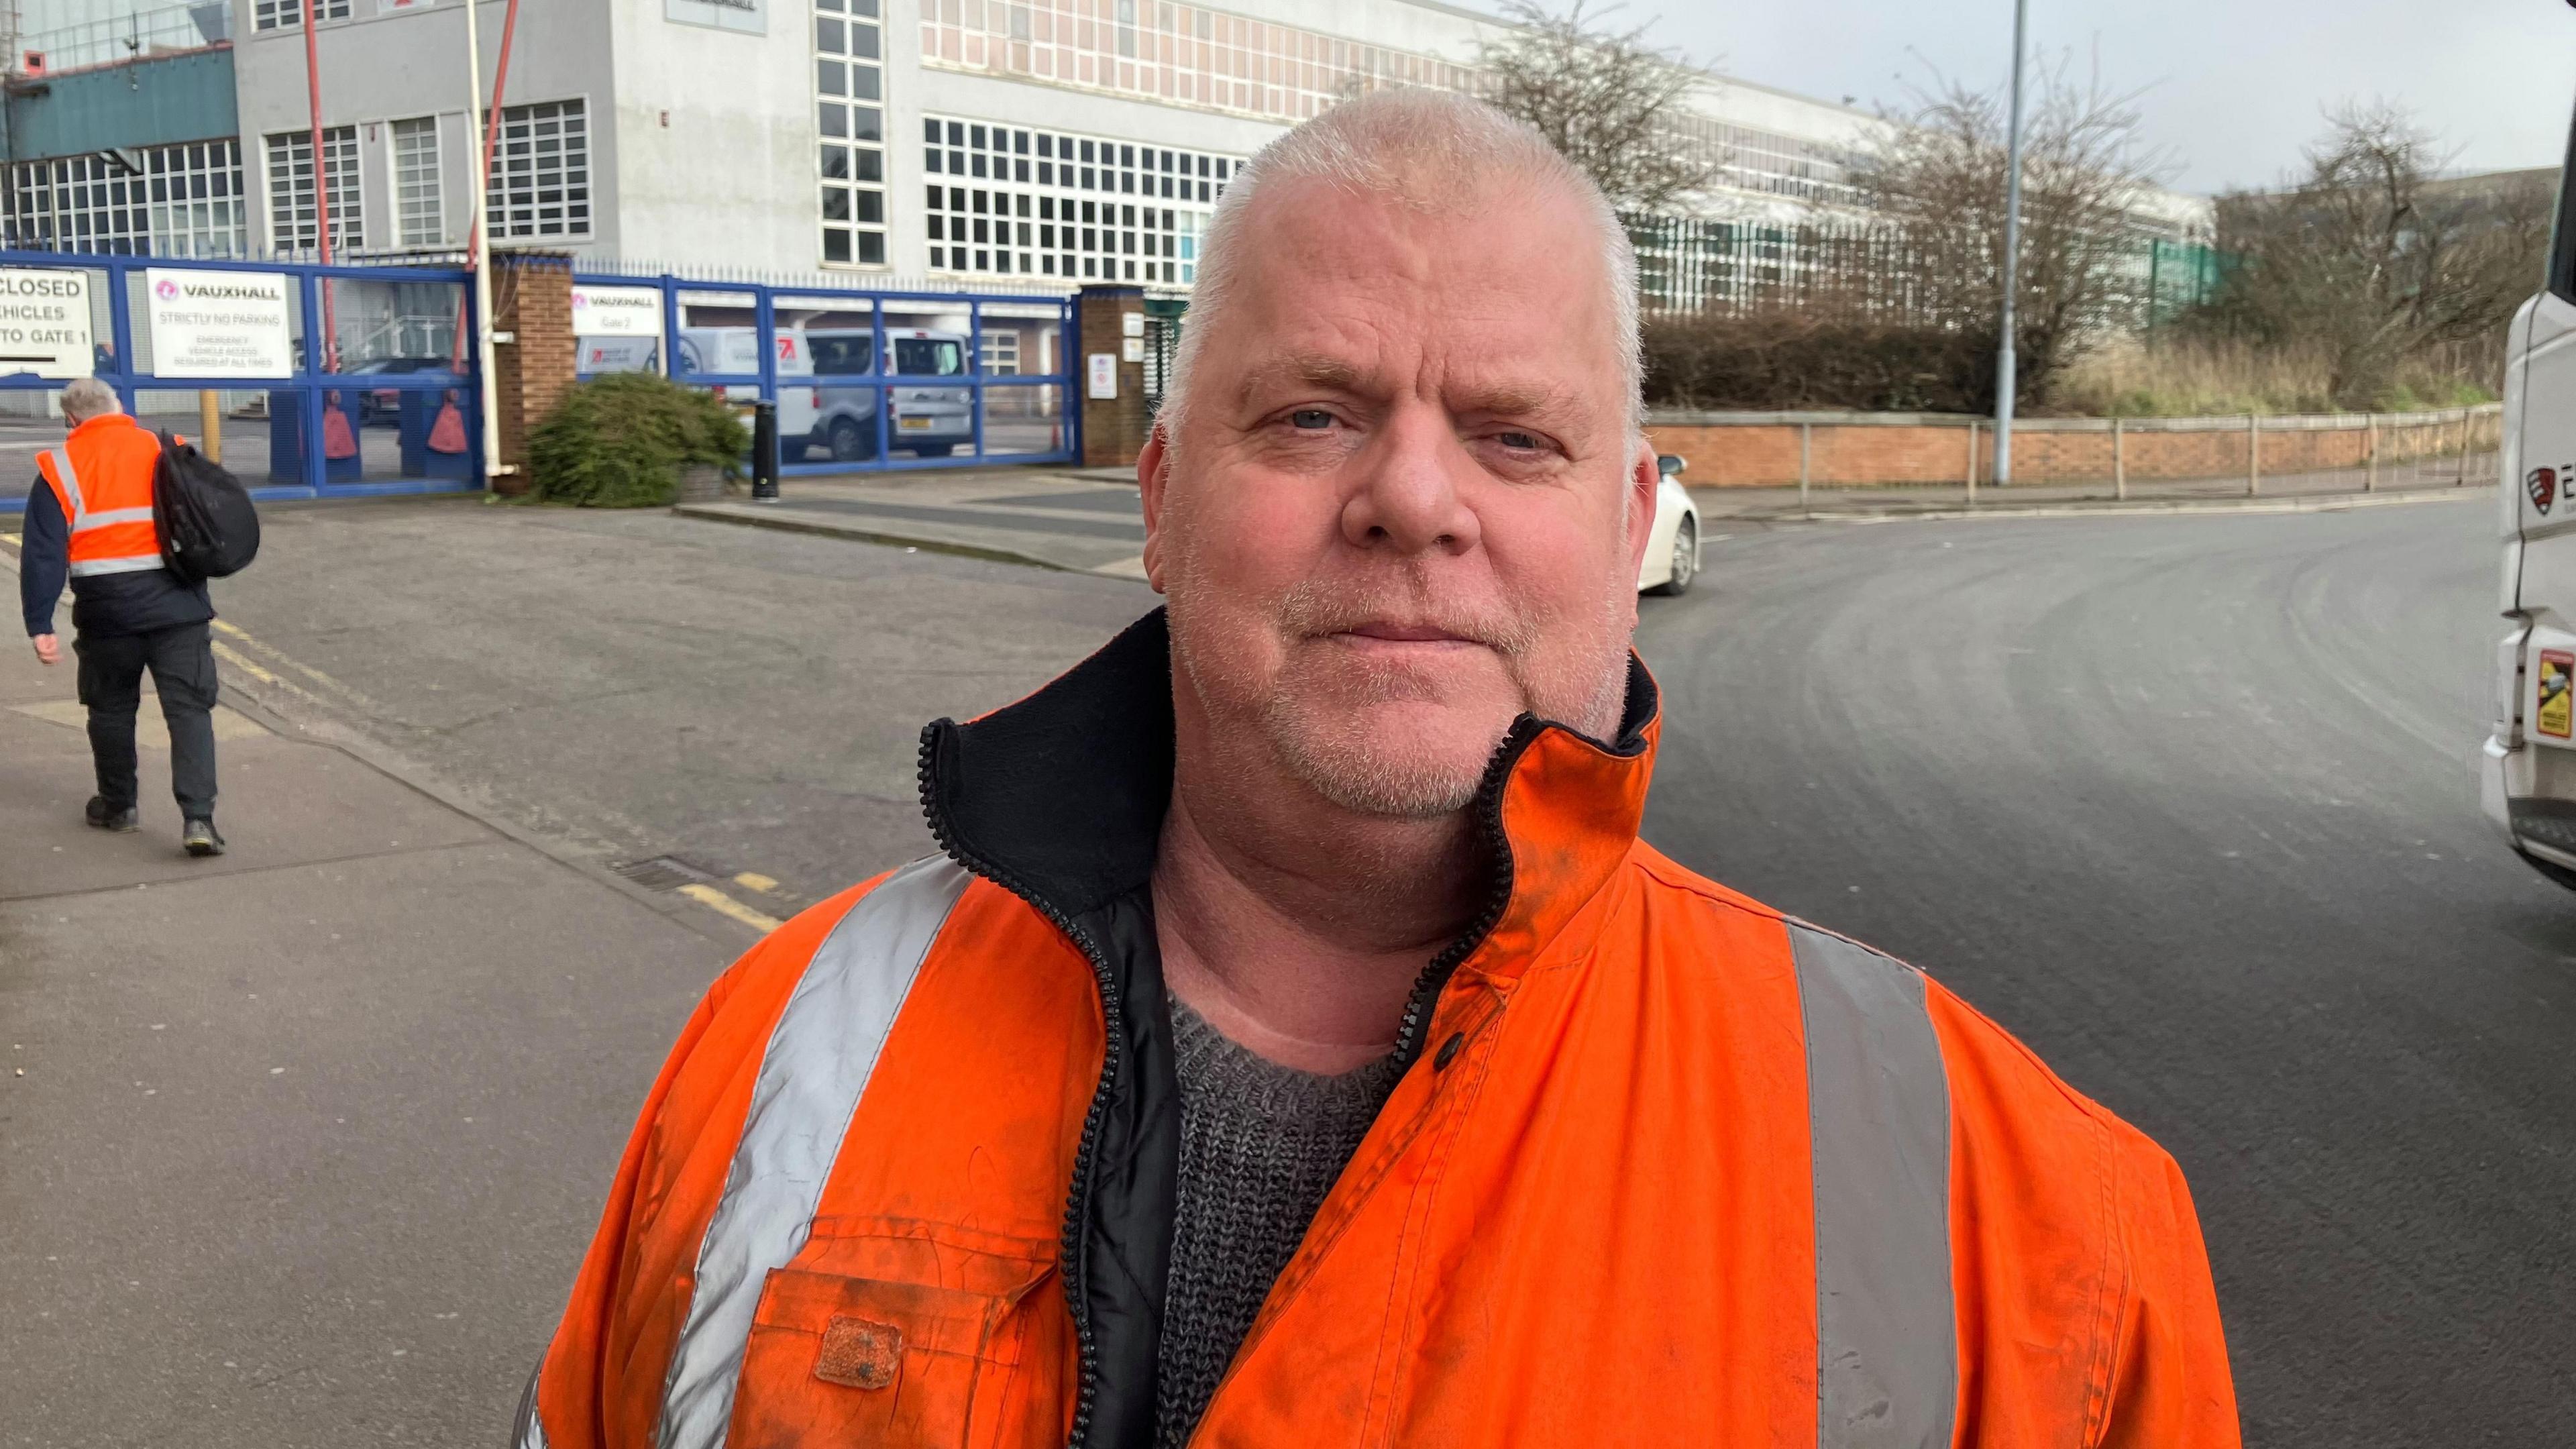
[75,621,219,821]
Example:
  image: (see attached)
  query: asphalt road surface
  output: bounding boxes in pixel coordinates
[9,490,2565,1444]
[1635,496,2571,1446]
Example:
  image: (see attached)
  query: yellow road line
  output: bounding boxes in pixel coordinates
[677,883,783,933]
[733,871,781,894]
[1,531,19,547]
[209,616,372,702]
[209,637,282,687]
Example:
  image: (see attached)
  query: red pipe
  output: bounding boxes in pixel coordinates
[303,0,335,370]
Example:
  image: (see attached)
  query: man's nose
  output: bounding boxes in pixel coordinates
[1338,411,1481,557]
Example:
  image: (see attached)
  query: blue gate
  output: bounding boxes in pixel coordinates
[0,248,482,513]
[570,271,1079,474]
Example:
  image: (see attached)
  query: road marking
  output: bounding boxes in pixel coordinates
[209,638,282,687]
[733,871,781,894]
[209,617,376,706]
[677,883,783,933]
[1,531,18,547]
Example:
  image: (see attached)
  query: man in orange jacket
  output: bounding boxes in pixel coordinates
[21,377,225,856]
[516,91,2239,1448]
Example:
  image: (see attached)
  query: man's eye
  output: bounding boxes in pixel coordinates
[1495,430,1542,450]
[1288,409,1335,430]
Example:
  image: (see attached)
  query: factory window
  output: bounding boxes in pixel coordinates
[391,117,444,248]
[815,0,888,267]
[6,141,248,258]
[265,125,361,254]
[922,116,1233,285]
[254,0,352,31]
[491,100,590,239]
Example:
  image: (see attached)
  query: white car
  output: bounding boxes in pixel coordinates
[1640,453,1701,595]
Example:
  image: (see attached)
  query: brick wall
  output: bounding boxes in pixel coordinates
[1644,410,2500,488]
[490,252,576,495]
[1077,285,1146,468]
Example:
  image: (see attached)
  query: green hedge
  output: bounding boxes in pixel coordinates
[527,372,749,507]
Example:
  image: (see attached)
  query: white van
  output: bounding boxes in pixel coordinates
[805,327,977,460]
[2481,101,2576,885]
[676,325,820,442]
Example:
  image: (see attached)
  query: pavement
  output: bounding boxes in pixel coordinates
[1635,493,2572,1446]
[0,559,741,1447]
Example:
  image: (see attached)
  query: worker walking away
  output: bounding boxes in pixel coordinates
[21,377,226,857]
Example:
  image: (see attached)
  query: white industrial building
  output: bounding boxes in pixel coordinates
[15,0,2212,305]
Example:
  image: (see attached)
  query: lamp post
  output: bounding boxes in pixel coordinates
[1994,0,2029,486]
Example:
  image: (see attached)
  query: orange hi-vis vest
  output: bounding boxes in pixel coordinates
[516,611,2241,1449]
[38,413,165,582]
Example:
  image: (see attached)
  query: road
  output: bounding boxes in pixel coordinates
[5,490,2566,1444]
[1635,496,2571,1446]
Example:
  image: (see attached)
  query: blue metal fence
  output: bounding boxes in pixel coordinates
[0,248,482,514]
[570,272,1080,475]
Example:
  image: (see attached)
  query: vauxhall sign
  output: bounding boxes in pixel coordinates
[146,268,294,379]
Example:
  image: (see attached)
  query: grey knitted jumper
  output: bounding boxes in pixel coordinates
[1154,998,1403,1448]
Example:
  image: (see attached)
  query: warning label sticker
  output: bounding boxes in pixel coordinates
[2539,650,2573,739]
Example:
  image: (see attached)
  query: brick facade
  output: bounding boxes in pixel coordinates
[488,252,576,495]
[1077,284,1147,468]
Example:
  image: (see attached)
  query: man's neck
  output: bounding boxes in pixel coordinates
[1152,764,1482,1075]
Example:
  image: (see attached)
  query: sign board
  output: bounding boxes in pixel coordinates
[378,0,439,13]
[0,268,93,379]
[1087,352,1117,400]
[1121,336,1145,363]
[1120,313,1144,338]
[571,284,664,339]
[666,0,764,34]
[146,268,294,379]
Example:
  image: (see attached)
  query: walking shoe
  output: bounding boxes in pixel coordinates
[85,796,138,833]
[182,818,226,857]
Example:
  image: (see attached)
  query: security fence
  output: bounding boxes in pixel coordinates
[1646,403,2502,504]
[0,248,481,508]
[569,266,1079,474]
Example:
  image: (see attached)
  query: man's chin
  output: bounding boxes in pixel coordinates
[1263,698,1516,820]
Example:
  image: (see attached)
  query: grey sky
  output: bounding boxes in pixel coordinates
[1466,0,2576,196]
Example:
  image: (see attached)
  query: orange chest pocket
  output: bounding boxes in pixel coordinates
[723,1244,1065,1449]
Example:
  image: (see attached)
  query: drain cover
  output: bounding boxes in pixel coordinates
[612,855,715,892]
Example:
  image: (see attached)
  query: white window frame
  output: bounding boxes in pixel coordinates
[489,99,592,241]
[390,116,445,249]
[254,0,353,32]
[264,125,361,256]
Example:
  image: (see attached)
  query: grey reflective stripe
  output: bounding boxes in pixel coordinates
[1788,924,1958,1449]
[74,504,156,531]
[69,554,164,577]
[655,855,972,1449]
[46,448,82,526]
[511,1360,551,1449]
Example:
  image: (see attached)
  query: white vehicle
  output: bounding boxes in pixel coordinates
[677,325,820,442]
[2481,103,2576,884]
[805,328,977,460]
[1640,453,1702,595]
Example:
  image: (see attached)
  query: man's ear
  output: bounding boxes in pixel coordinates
[1138,423,1172,594]
[1623,441,1659,580]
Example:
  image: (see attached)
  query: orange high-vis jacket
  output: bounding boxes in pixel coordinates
[38,413,166,582]
[515,611,2241,1449]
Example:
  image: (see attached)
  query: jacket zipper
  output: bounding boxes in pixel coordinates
[917,713,1542,1446]
[1388,716,1540,1068]
[918,725,1122,1449]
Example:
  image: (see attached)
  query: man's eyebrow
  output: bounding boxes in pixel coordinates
[1234,354,1369,407]
[1453,380,1586,421]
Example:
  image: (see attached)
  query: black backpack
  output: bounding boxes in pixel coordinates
[153,429,260,581]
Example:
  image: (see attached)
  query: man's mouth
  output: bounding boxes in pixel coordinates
[1335,621,1481,645]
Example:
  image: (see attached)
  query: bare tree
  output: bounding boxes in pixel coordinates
[2203,101,2551,407]
[1477,1,1717,213]
[1844,54,2171,409]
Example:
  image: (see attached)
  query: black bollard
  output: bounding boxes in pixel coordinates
[751,399,780,502]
